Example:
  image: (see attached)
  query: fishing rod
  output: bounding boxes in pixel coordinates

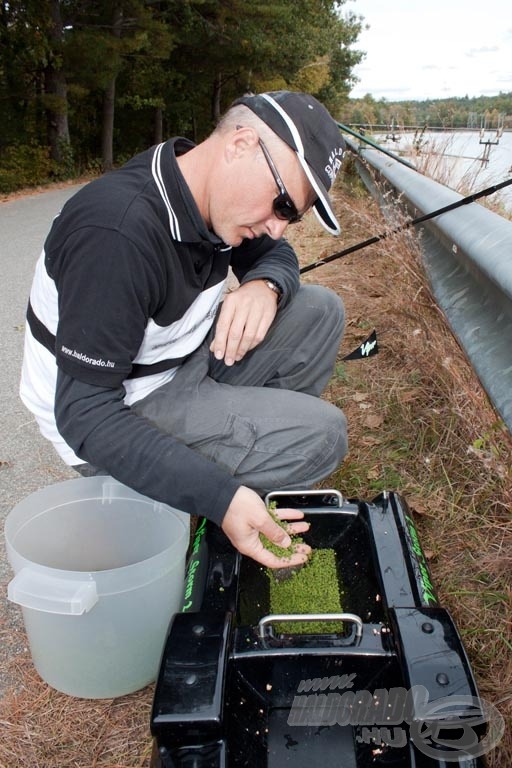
[300,176,512,275]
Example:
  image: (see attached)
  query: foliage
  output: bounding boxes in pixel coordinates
[0,0,364,190]
[340,91,512,129]
[0,143,53,193]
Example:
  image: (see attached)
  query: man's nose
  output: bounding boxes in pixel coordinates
[266,216,289,240]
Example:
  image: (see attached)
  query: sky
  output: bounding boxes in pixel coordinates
[346,0,512,101]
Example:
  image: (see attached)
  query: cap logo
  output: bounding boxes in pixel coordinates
[325,147,344,183]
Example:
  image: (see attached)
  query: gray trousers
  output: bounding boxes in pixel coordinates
[78,284,348,494]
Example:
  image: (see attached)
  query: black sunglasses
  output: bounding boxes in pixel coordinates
[258,138,302,223]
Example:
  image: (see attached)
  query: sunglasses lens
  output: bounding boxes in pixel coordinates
[273,194,300,223]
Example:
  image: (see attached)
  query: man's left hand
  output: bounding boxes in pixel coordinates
[210,280,278,366]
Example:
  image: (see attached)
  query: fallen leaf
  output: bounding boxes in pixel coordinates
[407,496,431,516]
[364,413,384,429]
[361,436,382,446]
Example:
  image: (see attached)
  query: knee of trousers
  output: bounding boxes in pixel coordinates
[296,284,345,337]
[296,402,348,483]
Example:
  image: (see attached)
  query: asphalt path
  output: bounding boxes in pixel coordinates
[0,183,85,690]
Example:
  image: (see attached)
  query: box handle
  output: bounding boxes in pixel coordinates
[265,488,344,508]
[258,612,363,640]
[7,568,98,615]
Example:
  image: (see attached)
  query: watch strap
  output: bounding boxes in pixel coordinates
[263,279,283,302]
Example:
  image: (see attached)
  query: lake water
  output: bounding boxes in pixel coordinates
[374,130,512,213]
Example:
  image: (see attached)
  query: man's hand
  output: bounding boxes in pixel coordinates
[210,280,278,366]
[221,486,311,568]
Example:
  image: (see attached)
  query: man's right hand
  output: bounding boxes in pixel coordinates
[221,485,311,568]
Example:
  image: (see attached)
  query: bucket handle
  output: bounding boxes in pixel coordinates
[7,568,98,615]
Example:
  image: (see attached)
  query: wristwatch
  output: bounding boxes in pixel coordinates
[263,279,283,303]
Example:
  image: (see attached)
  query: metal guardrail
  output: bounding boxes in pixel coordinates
[344,135,512,434]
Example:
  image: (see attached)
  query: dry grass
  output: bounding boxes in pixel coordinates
[293,166,512,766]
[0,656,153,767]
[1,166,510,766]
[398,131,512,219]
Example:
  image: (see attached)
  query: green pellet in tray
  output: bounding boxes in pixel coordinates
[268,548,343,634]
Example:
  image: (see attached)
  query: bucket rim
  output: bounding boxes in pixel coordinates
[4,476,190,589]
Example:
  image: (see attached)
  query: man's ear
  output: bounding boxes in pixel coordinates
[225,125,259,163]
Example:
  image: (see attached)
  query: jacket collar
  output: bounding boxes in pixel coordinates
[152,138,225,248]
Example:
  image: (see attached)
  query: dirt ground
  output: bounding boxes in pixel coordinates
[0,169,510,767]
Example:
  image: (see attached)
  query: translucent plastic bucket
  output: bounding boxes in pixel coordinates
[5,476,190,699]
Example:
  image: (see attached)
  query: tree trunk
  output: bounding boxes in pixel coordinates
[102,78,116,172]
[45,68,70,164]
[153,106,163,145]
[191,111,197,144]
[101,5,123,172]
[45,0,70,166]
[212,72,222,125]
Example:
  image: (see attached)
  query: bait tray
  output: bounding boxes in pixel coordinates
[150,491,486,767]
